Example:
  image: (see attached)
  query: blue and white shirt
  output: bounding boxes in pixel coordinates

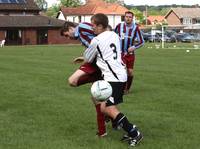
[74,22,95,47]
[114,22,144,54]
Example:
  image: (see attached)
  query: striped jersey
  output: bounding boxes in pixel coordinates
[74,22,95,47]
[84,31,127,82]
[114,22,144,53]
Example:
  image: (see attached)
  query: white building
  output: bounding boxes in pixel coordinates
[56,0,129,29]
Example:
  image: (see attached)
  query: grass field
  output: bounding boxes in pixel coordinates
[0,44,200,149]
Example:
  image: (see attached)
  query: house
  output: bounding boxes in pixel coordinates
[57,0,129,29]
[165,8,200,26]
[0,0,69,45]
[147,16,165,25]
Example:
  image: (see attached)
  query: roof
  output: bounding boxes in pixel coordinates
[147,16,165,22]
[0,15,65,28]
[60,0,128,16]
[0,0,40,11]
[165,8,200,19]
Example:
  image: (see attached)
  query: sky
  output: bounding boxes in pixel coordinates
[45,0,200,7]
[124,0,200,6]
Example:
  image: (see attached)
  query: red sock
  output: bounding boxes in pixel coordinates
[95,104,106,136]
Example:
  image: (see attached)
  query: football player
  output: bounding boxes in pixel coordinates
[84,13,143,146]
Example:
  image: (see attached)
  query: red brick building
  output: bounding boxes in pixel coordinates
[165,8,200,26]
[0,0,71,45]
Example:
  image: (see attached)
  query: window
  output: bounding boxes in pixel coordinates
[183,18,192,25]
[6,30,22,45]
[196,18,200,24]
[78,16,81,23]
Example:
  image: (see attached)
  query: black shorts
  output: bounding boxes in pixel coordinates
[106,82,126,107]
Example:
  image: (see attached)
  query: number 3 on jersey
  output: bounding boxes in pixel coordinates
[110,43,117,60]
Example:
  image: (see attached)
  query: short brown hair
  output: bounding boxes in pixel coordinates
[60,21,77,36]
[91,13,108,29]
[125,11,134,17]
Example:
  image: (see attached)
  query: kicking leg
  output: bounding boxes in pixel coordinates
[68,69,86,87]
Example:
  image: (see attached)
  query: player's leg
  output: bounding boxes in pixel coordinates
[68,62,106,136]
[101,103,142,144]
[124,54,135,94]
[91,98,107,137]
[68,69,86,87]
[125,68,133,93]
[68,62,101,87]
[100,82,142,146]
[69,70,106,136]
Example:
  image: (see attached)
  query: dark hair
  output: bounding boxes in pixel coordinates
[60,21,77,36]
[91,13,108,29]
[125,11,134,17]
[107,25,112,31]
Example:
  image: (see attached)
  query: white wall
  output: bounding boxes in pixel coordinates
[57,13,124,29]
[63,15,91,23]
[66,16,79,23]
[107,15,123,29]
[115,16,122,27]
[81,15,92,22]
[108,15,114,29]
[57,12,65,20]
[107,15,122,29]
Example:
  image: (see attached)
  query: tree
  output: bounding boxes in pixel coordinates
[147,7,170,16]
[130,8,144,24]
[104,0,118,2]
[104,0,124,5]
[45,4,60,17]
[34,0,47,11]
[45,0,83,17]
[60,0,82,7]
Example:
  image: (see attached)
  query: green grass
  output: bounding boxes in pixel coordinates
[0,44,200,149]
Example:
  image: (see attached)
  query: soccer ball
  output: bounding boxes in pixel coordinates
[91,80,112,101]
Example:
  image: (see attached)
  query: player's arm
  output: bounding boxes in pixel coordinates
[128,25,144,53]
[78,23,95,47]
[84,39,98,63]
[73,24,95,63]
[134,26,145,49]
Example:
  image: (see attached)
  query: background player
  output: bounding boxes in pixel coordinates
[115,11,144,94]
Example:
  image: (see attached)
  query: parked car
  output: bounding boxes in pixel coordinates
[175,33,194,42]
[147,33,174,43]
[142,31,177,43]
[157,33,175,42]
[192,33,200,42]
[147,34,161,42]
[168,34,177,43]
[141,32,151,42]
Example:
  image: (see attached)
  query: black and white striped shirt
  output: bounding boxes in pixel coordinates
[84,31,127,82]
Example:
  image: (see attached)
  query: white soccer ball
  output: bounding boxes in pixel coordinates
[91,80,112,101]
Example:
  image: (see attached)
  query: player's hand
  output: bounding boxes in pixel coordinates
[128,47,135,54]
[73,56,84,64]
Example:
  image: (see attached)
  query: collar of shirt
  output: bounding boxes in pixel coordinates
[124,22,134,29]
